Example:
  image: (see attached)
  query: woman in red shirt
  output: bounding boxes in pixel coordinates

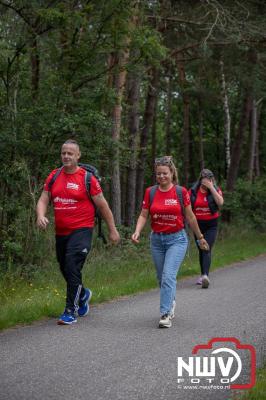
[189,169,224,289]
[132,156,209,328]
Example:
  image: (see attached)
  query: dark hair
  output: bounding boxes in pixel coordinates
[199,169,214,179]
[198,168,217,186]
[154,156,178,184]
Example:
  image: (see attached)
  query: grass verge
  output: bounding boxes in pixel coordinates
[0,224,265,330]
[233,365,266,400]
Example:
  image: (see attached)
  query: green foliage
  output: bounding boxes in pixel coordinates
[1,0,266,269]
[238,364,266,400]
[222,177,266,230]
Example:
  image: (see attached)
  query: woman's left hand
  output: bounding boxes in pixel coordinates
[198,238,209,251]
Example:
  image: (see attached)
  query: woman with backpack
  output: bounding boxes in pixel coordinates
[131,156,209,329]
[189,169,224,289]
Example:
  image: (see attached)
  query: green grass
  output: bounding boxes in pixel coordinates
[232,365,266,400]
[0,224,265,330]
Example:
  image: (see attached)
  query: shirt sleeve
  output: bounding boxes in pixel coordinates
[43,170,57,192]
[142,187,151,209]
[90,175,103,196]
[182,187,191,207]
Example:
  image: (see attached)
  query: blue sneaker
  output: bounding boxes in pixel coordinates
[78,288,92,317]
[57,310,77,325]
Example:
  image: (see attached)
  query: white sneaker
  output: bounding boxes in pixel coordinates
[202,275,210,289]
[159,314,172,328]
[170,300,176,319]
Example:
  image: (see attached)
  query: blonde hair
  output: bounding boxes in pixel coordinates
[154,156,178,184]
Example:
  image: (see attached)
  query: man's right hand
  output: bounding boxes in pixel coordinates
[37,216,49,229]
[109,228,120,244]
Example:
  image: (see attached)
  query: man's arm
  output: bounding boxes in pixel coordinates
[91,193,120,244]
[36,191,50,229]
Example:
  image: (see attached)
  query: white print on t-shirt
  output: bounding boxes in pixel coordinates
[153,214,177,221]
[165,199,178,205]
[196,207,209,212]
[53,196,78,204]
[54,206,77,210]
[66,182,79,190]
[154,221,176,227]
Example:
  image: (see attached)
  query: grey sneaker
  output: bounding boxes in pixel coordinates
[202,275,210,289]
[170,300,176,319]
[196,276,203,285]
[159,314,172,328]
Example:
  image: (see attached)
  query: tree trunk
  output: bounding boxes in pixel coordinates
[151,96,158,184]
[125,73,141,226]
[136,67,159,211]
[226,48,257,191]
[30,35,40,100]
[249,99,263,179]
[220,59,231,175]
[110,47,129,225]
[254,102,262,178]
[165,74,172,154]
[248,98,257,182]
[176,53,190,187]
[198,97,204,171]
[226,92,252,191]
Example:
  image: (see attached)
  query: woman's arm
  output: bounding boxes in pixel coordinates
[201,178,224,207]
[184,205,209,250]
[131,209,149,243]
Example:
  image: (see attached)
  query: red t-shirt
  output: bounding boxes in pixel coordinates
[44,167,102,235]
[142,185,191,233]
[189,187,223,220]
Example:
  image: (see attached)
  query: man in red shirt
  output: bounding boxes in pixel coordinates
[36,140,120,325]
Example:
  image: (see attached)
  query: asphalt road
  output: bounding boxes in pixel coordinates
[1,255,266,400]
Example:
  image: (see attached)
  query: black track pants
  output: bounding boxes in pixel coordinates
[55,228,93,313]
[195,220,218,276]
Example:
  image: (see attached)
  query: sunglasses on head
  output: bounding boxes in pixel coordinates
[154,156,173,165]
[201,172,214,179]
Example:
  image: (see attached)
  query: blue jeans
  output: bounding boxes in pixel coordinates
[150,229,188,315]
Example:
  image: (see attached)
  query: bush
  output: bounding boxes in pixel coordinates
[222,177,266,231]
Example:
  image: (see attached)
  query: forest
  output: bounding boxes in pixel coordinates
[1,0,266,269]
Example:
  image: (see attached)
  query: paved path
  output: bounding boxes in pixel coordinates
[1,255,266,400]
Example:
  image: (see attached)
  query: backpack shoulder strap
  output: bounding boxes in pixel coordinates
[190,182,199,210]
[149,185,158,206]
[175,185,184,216]
[47,166,64,190]
[84,171,92,196]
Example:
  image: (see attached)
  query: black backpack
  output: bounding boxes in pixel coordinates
[48,163,107,243]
